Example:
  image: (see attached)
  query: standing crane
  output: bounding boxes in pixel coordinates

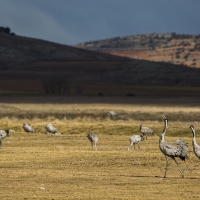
[190,125,200,159]
[0,130,9,146]
[23,123,35,133]
[159,115,189,178]
[128,135,144,151]
[0,129,15,146]
[107,111,118,120]
[140,124,153,140]
[87,133,98,151]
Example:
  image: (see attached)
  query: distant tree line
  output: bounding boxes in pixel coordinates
[0,26,15,35]
[170,32,200,39]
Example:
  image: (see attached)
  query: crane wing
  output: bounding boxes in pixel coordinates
[161,141,189,158]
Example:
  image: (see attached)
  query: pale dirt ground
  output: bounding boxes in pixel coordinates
[0,96,200,199]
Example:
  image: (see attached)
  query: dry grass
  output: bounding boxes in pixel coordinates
[1,96,200,199]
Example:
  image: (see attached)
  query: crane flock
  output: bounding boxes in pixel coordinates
[0,113,200,179]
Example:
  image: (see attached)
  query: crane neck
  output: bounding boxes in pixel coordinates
[162,119,168,134]
[160,119,168,142]
[191,127,197,145]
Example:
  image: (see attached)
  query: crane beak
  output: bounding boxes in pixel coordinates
[162,114,166,119]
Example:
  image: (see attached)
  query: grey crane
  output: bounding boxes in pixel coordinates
[159,115,189,178]
[140,124,153,140]
[45,124,62,134]
[0,129,15,146]
[107,111,118,120]
[128,135,144,151]
[190,125,200,159]
[87,133,98,150]
[23,123,35,133]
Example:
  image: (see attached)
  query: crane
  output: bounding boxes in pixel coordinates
[159,115,189,178]
[128,135,144,151]
[45,124,62,134]
[87,133,98,150]
[140,124,153,140]
[0,129,15,146]
[190,125,200,159]
[107,111,118,120]
[23,123,35,133]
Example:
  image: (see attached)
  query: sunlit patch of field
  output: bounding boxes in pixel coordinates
[0,96,200,199]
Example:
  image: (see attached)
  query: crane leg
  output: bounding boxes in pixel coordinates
[164,156,169,178]
[94,142,97,151]
[172,157,184,178]
[91,142,93,150]
[134,143,135,149]
[138,143,140,149]
[128,143,132,151]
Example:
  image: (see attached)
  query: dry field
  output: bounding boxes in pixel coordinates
[0,96,200,199]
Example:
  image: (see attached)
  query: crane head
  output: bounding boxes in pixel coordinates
[162,115,168,124]
[4,130,10,136]
[190,125,194,129]
[140,135,144,141]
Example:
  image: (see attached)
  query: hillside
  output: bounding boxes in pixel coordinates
[0,33,125,68]
[75,33,200,68]
[0,32,200,96]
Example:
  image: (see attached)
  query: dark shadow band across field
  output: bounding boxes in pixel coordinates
[0,94,200,105]
[0,95,200,123]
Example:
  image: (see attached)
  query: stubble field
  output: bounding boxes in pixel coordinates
[0,96,200,199]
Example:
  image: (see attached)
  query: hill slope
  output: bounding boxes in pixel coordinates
[0,33,200,96]
[75,33,200,68]
[0,33,125,68]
